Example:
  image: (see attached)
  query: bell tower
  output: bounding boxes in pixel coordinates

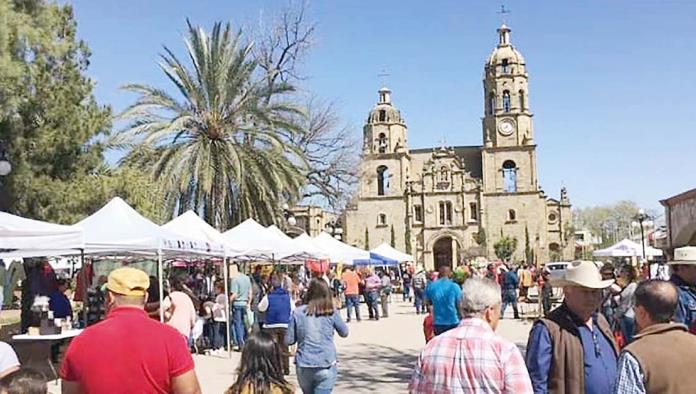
[363,87,408,155]
[481,24,538,193]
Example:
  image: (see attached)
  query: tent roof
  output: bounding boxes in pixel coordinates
[163,211,245,257]
[313,232,374,265]
[293,233,330,260]
[371,243,414,263]
[593,238,663,257]
[223,219,318,261]
[0,212,84,257]
[77,197,224,256]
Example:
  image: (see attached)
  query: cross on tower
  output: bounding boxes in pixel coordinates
[497,4,511,23]
[377,69,391,85]
[438,136,448,149]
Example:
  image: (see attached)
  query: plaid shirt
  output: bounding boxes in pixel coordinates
[409,318,533,394]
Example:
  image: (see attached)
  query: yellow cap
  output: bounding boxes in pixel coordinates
[107,267,150,296]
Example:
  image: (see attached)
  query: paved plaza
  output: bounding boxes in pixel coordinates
[45,298,536,393]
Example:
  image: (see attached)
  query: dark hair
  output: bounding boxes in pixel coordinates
[438,265,451,278]
[225,332,292,394]
[304,279,335,316]
[634,279,679,324]
[0,368,47,394]
[169,276,185,292]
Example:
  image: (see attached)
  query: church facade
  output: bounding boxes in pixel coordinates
[343,24,574,270]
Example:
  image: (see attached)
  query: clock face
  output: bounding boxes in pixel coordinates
[498,119,515,136]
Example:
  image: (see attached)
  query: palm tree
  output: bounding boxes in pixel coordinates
[114,21,307,230]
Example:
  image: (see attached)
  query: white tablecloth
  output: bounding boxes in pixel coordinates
[12,329,83,341]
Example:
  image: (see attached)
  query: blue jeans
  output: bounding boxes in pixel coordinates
[403,284,411,301]
[620,315,635,344]
[213,321,227,349]
[231,305,247,347]
[414,287,425,313]
[501,289,519,319]
[296,365,337,394]
[366,291,380,319]
[345,295,361,321]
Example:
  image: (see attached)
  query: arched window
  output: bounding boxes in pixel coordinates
[439,166,449,182]
[519,90,526,111]
[502,160,517,192]
[501,58,509,73]
[508,209,517,221]
[502,90,511,112]
[377,133,387,153]
[488,92,496,115]
[379,110,386,122]
[377,166,389,196]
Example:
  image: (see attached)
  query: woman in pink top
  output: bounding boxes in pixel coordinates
[163,277,197,343]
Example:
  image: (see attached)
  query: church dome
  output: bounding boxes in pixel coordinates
[367,87,405,124]
[486,24,526,69]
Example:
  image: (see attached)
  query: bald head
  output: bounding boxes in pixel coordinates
[634,280,678,324]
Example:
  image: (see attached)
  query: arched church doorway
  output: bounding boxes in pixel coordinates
[433,237,453,271]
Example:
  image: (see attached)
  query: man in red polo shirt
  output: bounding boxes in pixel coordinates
[60,267,200,393]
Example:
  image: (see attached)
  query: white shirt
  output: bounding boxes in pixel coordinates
[0,342,19,378]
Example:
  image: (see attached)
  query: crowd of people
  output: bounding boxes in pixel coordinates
[409,245,696,394]
[1,245,695,393]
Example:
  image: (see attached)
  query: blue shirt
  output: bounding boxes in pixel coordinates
[670,274,696,329]
[424,278,462,326]
[285,305,349,368]
[230,273,251,307]
[48,290,72,319]
[613,352,645,394]
[526,314,618,394]
[502,271,520,290]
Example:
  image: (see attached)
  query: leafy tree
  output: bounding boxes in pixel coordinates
[364,226,369,250]
[494,235,518,262]
[404,225,411,254]
[0,0,159,222]
[573,201,652,248]
[525,226,534,265]
[115,21,307,229]
[390,224,395,247]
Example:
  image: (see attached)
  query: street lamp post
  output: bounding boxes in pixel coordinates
[281,203,297,234]
[0,140,12,211]
[326,219,343,241]
[633,209,653,263]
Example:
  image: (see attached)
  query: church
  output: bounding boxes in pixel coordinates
[343,24,574,270]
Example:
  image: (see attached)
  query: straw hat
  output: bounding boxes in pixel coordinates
[667,246,696,265]
[550,260,614,289]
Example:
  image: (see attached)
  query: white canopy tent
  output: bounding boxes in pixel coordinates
[0,212,84,258]
[223,219,316,262]
[371,243,414,263]
[291,233,331,260]
[313,232,370,265]
[267,226,330,260]
[77,198,225,257]
[163,211,246,257]
[593,239,663,258]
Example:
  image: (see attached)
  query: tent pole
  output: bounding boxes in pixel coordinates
[158,250,164,323]
[80,249,87,327]
[224,256,231,358]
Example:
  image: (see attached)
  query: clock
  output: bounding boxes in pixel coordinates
[498,118,515,136]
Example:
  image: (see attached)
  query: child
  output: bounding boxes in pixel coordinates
[423,304,434,343]
[225,331,294,394]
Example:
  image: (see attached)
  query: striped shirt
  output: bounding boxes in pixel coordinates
[409,318,533,394]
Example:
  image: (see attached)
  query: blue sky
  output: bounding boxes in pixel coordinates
[67,0,696,211]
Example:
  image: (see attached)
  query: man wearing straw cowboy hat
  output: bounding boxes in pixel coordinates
[525,261,619,394]
[667,246,696,330]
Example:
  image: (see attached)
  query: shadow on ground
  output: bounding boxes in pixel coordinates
[335,343,418,393]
